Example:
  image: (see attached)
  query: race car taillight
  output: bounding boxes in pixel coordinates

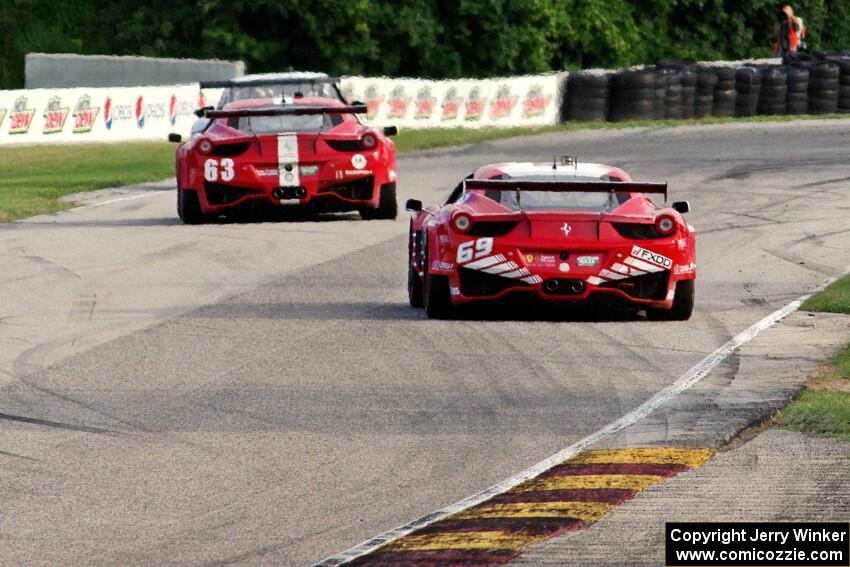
[451,212,473,233]
[197,138,213,154]
[361,133,377,149]
[655,214,676,236]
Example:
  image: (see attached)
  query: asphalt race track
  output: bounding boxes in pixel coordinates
[2,120,850,566]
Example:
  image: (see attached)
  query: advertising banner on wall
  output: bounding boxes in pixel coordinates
[338,73,566,129]
[0,72,565,145]
[0,84,214,146]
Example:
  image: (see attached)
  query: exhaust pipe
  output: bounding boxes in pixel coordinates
[272,187,307,200]
[570,280,585,294]
[544,279,560,293]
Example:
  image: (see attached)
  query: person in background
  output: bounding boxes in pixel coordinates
[774,4,807,61]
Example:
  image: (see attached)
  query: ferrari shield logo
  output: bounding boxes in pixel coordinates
[560,223,571,237]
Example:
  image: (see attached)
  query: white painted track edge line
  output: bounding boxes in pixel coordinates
[312,271,845,567]
[75,190,170,210]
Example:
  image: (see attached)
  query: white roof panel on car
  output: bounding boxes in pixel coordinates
[230,72,331,83]
[493,161,613,179]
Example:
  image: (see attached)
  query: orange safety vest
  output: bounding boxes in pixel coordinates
[774,17,805,54]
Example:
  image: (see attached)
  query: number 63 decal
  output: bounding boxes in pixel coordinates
[204,158,235,182]
[456,237,494,263]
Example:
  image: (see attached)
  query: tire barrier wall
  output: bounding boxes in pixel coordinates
[3,52,850,146]
[568,50,850,124]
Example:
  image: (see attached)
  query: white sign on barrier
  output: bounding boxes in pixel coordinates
[0,84,210,146]
[338,73,566,129]
[0,72,565,145]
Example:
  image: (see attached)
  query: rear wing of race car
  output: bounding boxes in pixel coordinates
[202,104,367,119]
[463,179,668,201]
[200,77,341,89]
[200,77,345,101]
[201,77,339,89]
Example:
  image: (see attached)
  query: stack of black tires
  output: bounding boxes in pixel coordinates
[826,55,850,112]
[711,67,737,117]
[806,62,840,113]
[735,67,761,116]
[785,65,810,114]
[563,51,850,124]
[609,70,658,121]
[758,66,787,115]
[564,72,610,121]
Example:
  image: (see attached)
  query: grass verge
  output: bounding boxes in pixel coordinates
[779,275,850,439]
[800,274,850,314]
[0,142,175,222]
[1,113,849,222]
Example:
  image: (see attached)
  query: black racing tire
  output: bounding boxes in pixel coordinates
[408,259,424,308]
[809,77,840,90]
[424,269,453,319]
[569,73,611,91]
[568,94,609,121]
[811,63,839,79]
[408,223,425,308]
[647,280,694,321]
[360,182,398,220]
[810,99,838,114]
[760,85,788,98]
[616,88,656,101]
[786,81,809,94]
[615,70,657,89]
[787,101,809,115]
[664,104,683,119]
[713,67,736,81]
[761,68,787,87]
[177,189,207,224]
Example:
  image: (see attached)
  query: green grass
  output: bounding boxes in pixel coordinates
[0,142,175,222]
[779,389,850,439]
[801,274,850,314]
[2,113,850,222]
[779,278,850,439]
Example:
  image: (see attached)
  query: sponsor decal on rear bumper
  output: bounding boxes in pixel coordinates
[630,245,672,269]
[587,246,672,287]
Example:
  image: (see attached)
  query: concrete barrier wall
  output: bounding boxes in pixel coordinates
[25,53,244,88]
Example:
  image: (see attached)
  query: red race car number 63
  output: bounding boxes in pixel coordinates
[204,158,235,183]
[457,237,493,263]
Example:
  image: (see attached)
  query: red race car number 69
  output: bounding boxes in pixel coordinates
[457,237,493,263]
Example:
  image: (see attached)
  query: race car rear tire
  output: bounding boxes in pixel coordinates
[647,280,694,321]
[408,261,424,308]
[360,182,398,220]
[177,189,207,225]
[424,271,453,319]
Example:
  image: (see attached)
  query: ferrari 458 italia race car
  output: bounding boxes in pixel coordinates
[406,159,696,319]
[173,97,398,223]
[192,72,346,136]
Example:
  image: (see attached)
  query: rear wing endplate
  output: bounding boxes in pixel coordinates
[203,104,367,119]
[463,179,668,201]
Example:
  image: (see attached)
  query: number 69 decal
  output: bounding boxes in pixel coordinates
[203,158,235,182]
[456,237,494,263]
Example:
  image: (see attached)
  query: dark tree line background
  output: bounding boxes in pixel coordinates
[2,0,850,89]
